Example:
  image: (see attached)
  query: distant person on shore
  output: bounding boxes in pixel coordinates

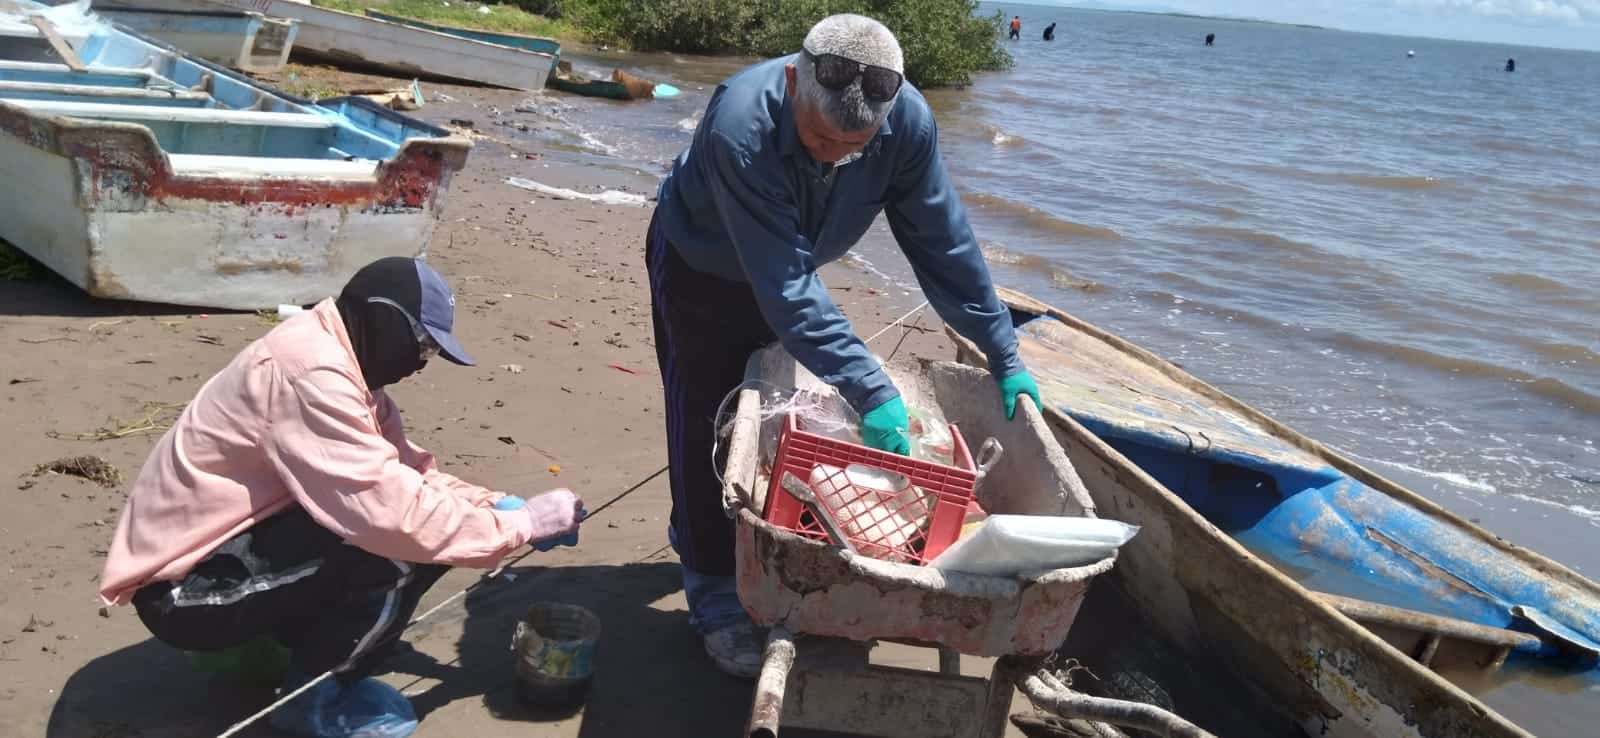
[1205,32,1215,46]
[97,257,585,738]
[649,13,1040,678]
[1044,22,1057,41]
[1010,15,1022,40]
[1505,57,1515,72]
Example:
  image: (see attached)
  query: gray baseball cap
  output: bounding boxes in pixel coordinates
[413,258,473,366]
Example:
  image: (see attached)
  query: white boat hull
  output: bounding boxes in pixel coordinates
[99,0,555,90]
[0,103,469,309]
[97,7,299,73]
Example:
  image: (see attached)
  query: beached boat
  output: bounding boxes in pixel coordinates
[0,0,470,309]
[361,8,559,56]
[547,60,676,101]
[359,11,680,101]
[96,0,556,90]
[950,287,1600,737]
[94,6,298,73]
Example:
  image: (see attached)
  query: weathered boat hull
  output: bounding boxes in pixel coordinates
[948,288,1571,738]
[96,7,299,73]
[361,9,560,56]
[0,98,467,309]
[103,0,556,90]
[0,2,470,309]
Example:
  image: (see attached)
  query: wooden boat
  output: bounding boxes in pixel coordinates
[95,6,298,73]
[95,0,556,90]
[359,11,680,101]
[949,287,1600,737]
[0,0,470,309]
[546,60,674,101]
[361,8,559,56]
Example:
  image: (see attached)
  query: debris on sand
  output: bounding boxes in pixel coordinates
[20,615,52,633]
[33,456,122,488]
[47,401,184,441]
[505,177,650,208]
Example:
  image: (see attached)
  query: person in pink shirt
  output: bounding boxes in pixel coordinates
[98,257,584,738]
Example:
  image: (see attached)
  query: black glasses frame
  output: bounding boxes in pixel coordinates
[801,48,903,103]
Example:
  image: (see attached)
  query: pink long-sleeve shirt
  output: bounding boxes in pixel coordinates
[98,299,535,606]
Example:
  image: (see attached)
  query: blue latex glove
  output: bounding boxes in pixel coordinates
[494,495,584,550]
[998,370,1041,420]
[860,396,911,456]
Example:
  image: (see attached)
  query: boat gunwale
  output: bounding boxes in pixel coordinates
[986,286,1600,600]
[361,7,559,47]
[264,0,555,60]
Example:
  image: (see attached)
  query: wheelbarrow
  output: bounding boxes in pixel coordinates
[719,347,1214,738]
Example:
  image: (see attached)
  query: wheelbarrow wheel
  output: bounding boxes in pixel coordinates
[1080,645,1176,738]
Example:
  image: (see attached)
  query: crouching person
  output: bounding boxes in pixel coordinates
[97,257,585,738]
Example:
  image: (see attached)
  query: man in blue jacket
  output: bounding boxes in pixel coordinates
[647,13,1040,677]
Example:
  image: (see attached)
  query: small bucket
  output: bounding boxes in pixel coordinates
[510,602,601,710]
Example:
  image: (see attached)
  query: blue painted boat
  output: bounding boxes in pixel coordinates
[93,6,299,73]
[0,0,470,309]
[951,288,1600,737]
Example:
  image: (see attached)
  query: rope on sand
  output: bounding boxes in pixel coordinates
[214,464,669,738]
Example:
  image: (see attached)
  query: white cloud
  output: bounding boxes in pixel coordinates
[1393,0,1594,22]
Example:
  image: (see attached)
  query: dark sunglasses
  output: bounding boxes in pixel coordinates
[367,296,440,361]
[802,48,903,103]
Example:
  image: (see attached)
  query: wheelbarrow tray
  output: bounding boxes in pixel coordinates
[721,346,1117,657]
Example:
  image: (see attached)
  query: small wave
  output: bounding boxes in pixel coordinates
[964,193,1121,240]
[1505,493,1600,524]
[1331,333,1600,415]
[1490,271,1579,298]
[1245,164,1444,191]
[1350,454,1498,494]
[980,242,1102,291]
[1472,137,1551,157]
[1172,201,1248,221]
[1533,342,1600,368]
[1329,173,1443,191]
[1183,225,1319,255]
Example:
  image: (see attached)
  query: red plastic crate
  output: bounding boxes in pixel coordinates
[762,412,977,564]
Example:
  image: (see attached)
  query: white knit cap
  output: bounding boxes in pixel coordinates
[802,13,903,75]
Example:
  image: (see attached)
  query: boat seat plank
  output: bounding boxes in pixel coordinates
[8,98,333,127]
[167,153,379,178]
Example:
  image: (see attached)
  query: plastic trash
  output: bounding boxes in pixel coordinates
[276,304,304,319]
[652,83,682,99]
[929,515,1139,576]
[505,176,649,207]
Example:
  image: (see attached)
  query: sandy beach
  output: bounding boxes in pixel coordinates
[0,74,1019,737]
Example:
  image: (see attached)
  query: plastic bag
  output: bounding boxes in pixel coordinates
[929,515,1139,577]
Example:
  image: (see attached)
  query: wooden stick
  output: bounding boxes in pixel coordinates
[29,16,86,72]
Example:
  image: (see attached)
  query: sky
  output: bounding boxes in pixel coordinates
[1045,0,1600,51]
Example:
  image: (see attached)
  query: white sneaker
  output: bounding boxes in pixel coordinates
[702,621,766,679]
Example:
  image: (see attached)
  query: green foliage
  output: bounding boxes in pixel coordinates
[565,0,1010,87]
[0,240,42,281]
[310,0,575,38]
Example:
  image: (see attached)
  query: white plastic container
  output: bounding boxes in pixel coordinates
[929,515,1139,577]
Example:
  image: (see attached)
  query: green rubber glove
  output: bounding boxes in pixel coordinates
[860,396,911,456]
[998,371,1041,420]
